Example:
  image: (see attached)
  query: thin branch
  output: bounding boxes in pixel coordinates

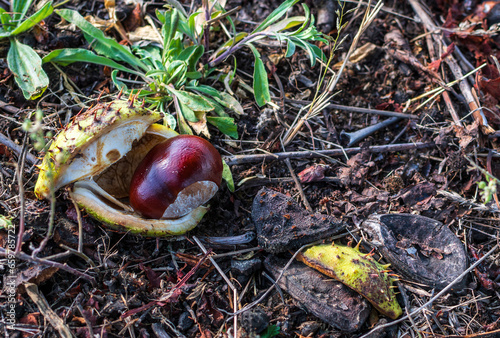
[223,142,435,166]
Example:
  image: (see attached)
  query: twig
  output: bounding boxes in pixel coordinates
[0,132,38,165]
[192,236,238,336]
[437,190,500,213]
[25,283,74,338]
[204,6,241,26]
[284,158,312,211]
[0,99,19,114]
[424,28,462,126]
[14,162,25,254]
[223,142,435,166]
[0,248,97,286]
[288,99,419,118]
[407,0,492,132]
[237,176,341,188]
[359,243,500,338]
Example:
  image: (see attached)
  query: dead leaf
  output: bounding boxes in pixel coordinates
[298,164,328,183]
[334,42,378,69]
[188,111,210,138]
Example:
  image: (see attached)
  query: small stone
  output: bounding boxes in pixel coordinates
[177,311,194,331]
[231,258,261,276]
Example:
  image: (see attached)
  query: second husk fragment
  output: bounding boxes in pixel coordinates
[297,242,403,319]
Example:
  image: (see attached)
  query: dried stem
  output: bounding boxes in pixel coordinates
[223,142,435,166]
[0,248,97,286]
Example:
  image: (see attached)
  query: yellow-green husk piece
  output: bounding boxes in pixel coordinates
[297,243,402,319]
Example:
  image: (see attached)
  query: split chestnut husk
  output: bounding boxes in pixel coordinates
[34,98,220,236]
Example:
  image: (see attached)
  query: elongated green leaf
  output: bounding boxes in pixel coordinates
[162,9,179,53]
[212,32,247,58]
[0,8,12,29]
[253,0,300,33]
[7,38,48,99]
[264,16,305,33]
[12,0,33,22]
[247,44,270,107]
[42,48,144,75]
[11,2,53,36]
[222,160,235,192]
[207,116,238,138]
[167,87,214,112]
[178,45,204,71]
[186,84,221,98]
[56,9,147,72]
[177,105,193,135]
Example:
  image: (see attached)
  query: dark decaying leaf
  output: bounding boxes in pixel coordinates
[264,256,370,332]
[362,214,468,290]
[252,187,345,253]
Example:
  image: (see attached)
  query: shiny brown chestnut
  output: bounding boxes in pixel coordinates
[129,135,223,219]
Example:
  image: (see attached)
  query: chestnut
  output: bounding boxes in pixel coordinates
[129,135,223,219]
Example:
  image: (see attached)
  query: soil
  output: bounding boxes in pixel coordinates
[2,0,500,337]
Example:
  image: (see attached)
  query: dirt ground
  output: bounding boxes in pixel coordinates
[2,0,500,337]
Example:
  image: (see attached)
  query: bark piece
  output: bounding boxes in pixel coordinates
[362,214,468,290]
[264,256,370,332]
[252,187,345,253]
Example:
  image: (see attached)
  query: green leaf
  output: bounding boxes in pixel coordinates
[285,39,296,57]
[164,112,177,130]
[0,215,12,229]
[56,9,147,72]
[12,0,33,22]
[179,101,198,122]
[247,44,270,107]
[0,8,12,33]
[264,16,305,33]
[111,69,127,90]
[222,160,234,192]
[253,0,300,33]
[161,9,179,53]
[43,48,144,76]
[212,32,247,58]
[177,106,193,135]
[207,116,238,138]
[219,92,244,115]
[186,71,202,79]
[167,87,214,112]
[260,325,280,338]
[11,2,53,36]
[7,38,48,100]
[177,45,204,71]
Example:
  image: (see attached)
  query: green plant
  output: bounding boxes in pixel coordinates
[43,8,239,138]
[1,0,53,99]
[208,0,327,106]
[260,324,281,338]
[478,177,498,204]
[42,0,326,136]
